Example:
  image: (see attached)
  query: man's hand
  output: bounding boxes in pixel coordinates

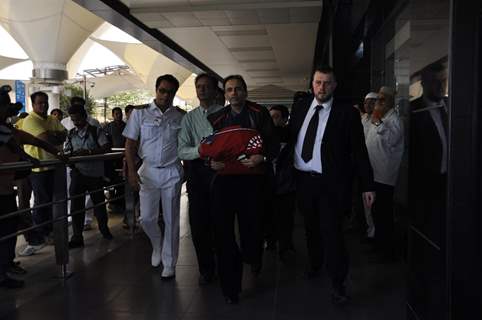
[362,191,376,209]
[210,160,225,171]
[127,168,142,192]
[56,152,69,163]
[240,154,264,168]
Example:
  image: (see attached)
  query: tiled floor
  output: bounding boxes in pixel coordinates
[0,190,406,320]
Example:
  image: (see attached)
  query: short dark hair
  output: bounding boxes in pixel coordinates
[269,104,289,119]
[18,112,29,119]
[125,105,134,114]
[112,107,122,115]
[50,108,63,116]
[293,91,308,103]
[68,104,87,118]
[312,65,336,81]
[155,74,180,92]
[70,96,86,108]
[421,62,446,83]
[195,73,218,88]
[30,91,48,104]
[223,75,247,92]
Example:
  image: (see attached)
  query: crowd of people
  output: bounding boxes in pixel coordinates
[0,62,445,307]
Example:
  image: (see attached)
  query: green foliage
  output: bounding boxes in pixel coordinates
[60,84,95,115]
[106,89,153,109]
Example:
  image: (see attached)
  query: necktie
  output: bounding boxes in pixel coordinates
[301,105,323,162]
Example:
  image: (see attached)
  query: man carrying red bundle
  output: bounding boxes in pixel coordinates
[203,75,279,304]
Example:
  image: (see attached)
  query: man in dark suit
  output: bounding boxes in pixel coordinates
[289,65,375,304]
[409,62,448,248]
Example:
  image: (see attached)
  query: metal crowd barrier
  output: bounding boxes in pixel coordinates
[0,151,137,279]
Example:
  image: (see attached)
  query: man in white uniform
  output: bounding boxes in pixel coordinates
[123,74,184,280]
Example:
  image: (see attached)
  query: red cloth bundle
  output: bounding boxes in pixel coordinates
[199,125,264,175]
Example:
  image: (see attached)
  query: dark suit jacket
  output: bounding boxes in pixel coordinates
[288,95,374,194]
[409,97,447,177]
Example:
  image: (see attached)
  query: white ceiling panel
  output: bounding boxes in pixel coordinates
[163,12,202,27]
[117,0,323,94]
[231,50,275,61]
[258,8,290,24]
[219,35,271,48]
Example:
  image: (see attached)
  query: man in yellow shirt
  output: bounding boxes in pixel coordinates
[21,91,66,245]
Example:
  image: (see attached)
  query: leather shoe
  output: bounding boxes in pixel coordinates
[68,238,84,249]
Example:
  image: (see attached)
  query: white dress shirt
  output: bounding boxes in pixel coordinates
[122,100,184,168]
[294,97,333,173]
[365,108,404,186]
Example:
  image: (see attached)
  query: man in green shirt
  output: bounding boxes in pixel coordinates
[178,73,223,285]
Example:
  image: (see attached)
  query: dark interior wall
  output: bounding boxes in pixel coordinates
[447,0,482,318]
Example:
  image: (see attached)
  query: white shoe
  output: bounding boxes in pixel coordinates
[151,247,161,267]
[18,243,46,256]
[161,267,175,280]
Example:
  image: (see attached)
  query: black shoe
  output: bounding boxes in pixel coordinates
[7,262,27,275]
[0,276,25,289]
[101,230,113,240]
[331,286,349,305]
[68,238,84,249]
[304,266,321,279]
[224,294,239,305]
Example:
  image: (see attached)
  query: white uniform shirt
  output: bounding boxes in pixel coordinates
[122,100,184,168]
[365,108,404,186]
[294,97,333,173]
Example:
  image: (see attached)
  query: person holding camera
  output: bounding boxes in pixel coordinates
[63,104,113,248]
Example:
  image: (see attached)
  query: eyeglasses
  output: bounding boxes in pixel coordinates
[158,88,176,96]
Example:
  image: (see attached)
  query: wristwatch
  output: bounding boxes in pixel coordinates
[374,119,383,126]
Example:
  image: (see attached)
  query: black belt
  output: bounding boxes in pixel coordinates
[297,170,323,178]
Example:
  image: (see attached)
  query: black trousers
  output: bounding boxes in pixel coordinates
[0,194,18,277]
[29,170,55,237]
[296,171,348,288]
[108,159,125,210]
[372,182,395,257]
[212,174,264,297]
[273,192,296,252]
[70,170,108,240]
[185,160,216,277]
[15,178,45,245]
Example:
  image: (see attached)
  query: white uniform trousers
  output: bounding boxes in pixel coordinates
[138,164,182,268]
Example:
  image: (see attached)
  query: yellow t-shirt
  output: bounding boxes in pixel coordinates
[14,118,24,130]
[21,112,65,172]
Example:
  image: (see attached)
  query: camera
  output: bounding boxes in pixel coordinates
[0,85,24,117]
